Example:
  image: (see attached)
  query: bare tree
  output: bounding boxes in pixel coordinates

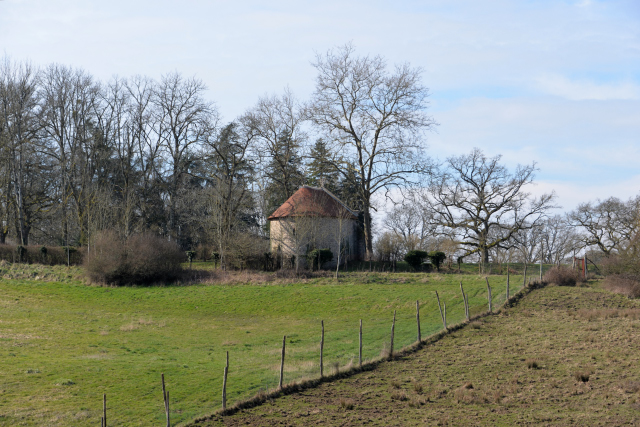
[0,57,43,245]
[421,148,556,266]
[309,43,436,259]
[374,231,403,266]
[153,72,218,243]
[567,195,640,256]
[539,215,579,264]
[384,195,435,253]
[38,63,102,248]
[200,122,256,269]
[244,89,306,215]
[332,203,358,279]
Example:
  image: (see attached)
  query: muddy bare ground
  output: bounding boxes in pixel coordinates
[191,283,640,426]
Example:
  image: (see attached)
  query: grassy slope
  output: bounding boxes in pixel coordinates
[196,282,640,427]
[0,264,512,426]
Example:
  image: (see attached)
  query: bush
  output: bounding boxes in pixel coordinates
[428,251,446,271]
[602,249,640,298]
[404,250,428,271]
[543,266,582,286]
[85,231,185,286]
[306,248,333,271]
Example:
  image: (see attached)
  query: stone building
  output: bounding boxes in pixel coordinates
[268,186,363,269]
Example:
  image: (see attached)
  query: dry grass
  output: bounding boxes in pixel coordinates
[577,308,640,321]
[604,276,640,298]
[574,369,593,383]
[390,390,408,401]
[525,358,540,369]
[338,398,354,410]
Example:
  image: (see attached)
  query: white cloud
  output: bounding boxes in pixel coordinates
[533,174,640,212]
[535,74,640,100]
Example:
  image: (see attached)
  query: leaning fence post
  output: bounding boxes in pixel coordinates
[460,281,469,320]
[279,335,286,389]
[222,351,229,410]
[389,310,396,360]
[416,300,421,342]
[435,291,446,330]
[486,277,493,313]
[161,373,169,427]
[359,319,363,367]
[320,321,324,377]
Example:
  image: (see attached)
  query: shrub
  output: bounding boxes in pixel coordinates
[428,251,446,271]
[404,250,428,271]
[85,231,185,286]
[543,266,581,286]
[306,248,333,271]
[602,248,640,298]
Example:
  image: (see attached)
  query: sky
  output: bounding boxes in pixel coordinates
[1,0,639,212]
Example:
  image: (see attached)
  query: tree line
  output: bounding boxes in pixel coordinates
[377,148,640,269]
[2,44,636,271]
[0,44,434,265]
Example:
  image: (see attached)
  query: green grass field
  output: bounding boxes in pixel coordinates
[0,262,522,426]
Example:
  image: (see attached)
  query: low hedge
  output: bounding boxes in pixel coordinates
[0,244,83,265]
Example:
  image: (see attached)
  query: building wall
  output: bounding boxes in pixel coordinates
[270,216,360,268]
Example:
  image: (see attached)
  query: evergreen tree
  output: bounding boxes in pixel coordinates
[263,133,305,216]
[337,162,365,212]
[306,139,339,194]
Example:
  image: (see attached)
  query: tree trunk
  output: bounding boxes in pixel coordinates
[363,209,373,260]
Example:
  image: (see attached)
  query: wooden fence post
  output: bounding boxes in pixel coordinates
[460,281,469,320]
[506,265,510,301]
[435,291,446,330]
[222,351,229,410]
[279,335,286,389]
[320,321,324,377]
[161,373,170,427]
[389,310,396,360]
[486,277,492,313]
[359,319,363,368]
[102,393,106,427]
[443,301,447,329]
[416,300,421,342]
[539,243,543,282]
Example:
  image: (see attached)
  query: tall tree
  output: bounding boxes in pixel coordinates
[421,148,557,265]
[245,89,306,217]
[153,72,218,243]
[306,138,340,193]
[0,58,42,244]
[39,64,101,247]
[200,122,256,268]
[567,195,640,256]
[309,44,436,259]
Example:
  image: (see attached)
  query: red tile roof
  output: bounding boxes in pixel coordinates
[268,186,358,220]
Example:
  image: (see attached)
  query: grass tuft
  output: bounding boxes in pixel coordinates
[574,370,592,383]
[339,398,355,410]
[526,359,540,369]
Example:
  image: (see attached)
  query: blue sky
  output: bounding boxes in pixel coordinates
[1,0,639,210]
